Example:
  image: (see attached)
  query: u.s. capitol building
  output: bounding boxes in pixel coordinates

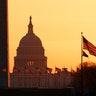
[10,17,72,88]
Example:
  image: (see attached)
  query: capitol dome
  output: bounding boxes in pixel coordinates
[14,16,47,74]
[19,16,42,47]
[19,32,42,47]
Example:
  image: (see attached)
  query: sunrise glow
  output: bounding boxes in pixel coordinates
[8,0,96,73]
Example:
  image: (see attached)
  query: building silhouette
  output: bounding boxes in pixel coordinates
[10,17,72,88]
[14,16,47,74]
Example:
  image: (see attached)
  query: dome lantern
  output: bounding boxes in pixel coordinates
[28,16,33,33]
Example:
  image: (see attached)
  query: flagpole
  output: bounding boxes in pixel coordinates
[55,65,56,73]
[81,32,83,96]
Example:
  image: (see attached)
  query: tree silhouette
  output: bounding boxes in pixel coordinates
[73,61,96,89]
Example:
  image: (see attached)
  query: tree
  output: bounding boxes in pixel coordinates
[73,61,96,89]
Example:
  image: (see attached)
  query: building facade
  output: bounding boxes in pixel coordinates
[10,17,72,88]
[10,71,72,88]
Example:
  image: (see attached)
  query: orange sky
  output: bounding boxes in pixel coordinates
[8,0,96,73]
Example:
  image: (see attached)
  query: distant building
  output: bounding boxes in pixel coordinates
[10,17,72,88]
[14,16,47,74]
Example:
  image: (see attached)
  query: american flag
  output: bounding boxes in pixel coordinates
[36,67,42,74]
[13,67,20,73]
[83,36,96,56]
[47,67,52,73]
[82,51,88,57]
[25,67,31,73]
[2,67,7,72]
[55,67,61,73]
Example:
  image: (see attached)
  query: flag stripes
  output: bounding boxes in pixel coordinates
[82,51,88,57]
[83,36,96,56]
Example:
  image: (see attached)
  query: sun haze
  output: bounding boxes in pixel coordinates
[8,0,96,73]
